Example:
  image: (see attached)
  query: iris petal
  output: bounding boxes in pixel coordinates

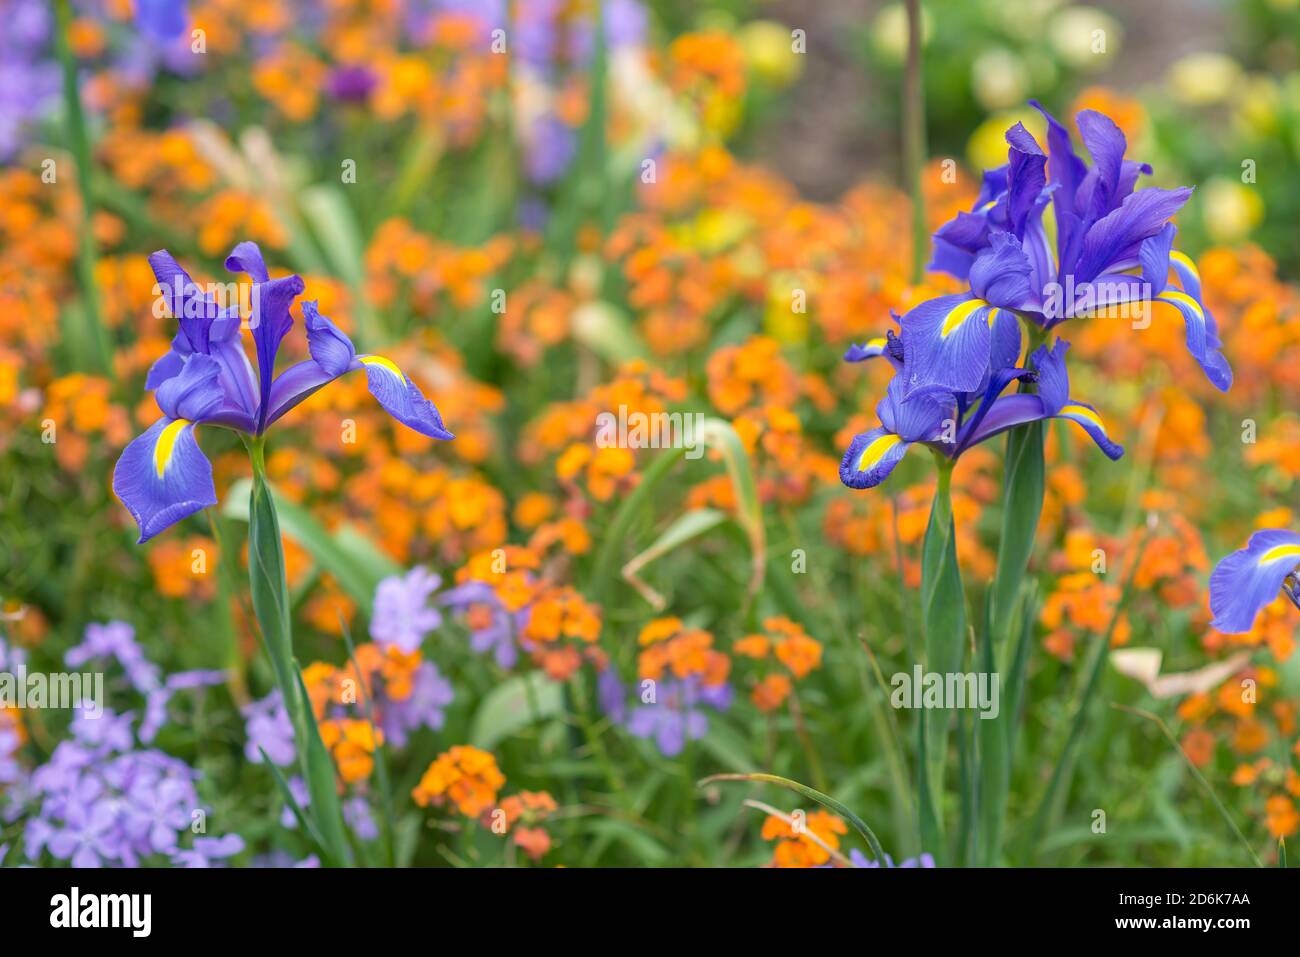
[1210,529,1300,633]
[360,356,454,441]
[900,293,996,398]
[839,428,911,490]
[112,418,217,544]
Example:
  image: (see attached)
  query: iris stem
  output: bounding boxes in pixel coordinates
[902,0,927,284]
[53,0,111,378]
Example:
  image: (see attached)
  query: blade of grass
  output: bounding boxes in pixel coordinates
[699,772,887,863]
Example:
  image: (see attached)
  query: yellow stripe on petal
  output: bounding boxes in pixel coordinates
[1258,544,1300,566]
[866,337,887,349]
[939,299,990,339]
[154,419,191,478]
[359,355,405,379]
[1061,404,1107,433]
[1170,250,1200,280]
[857,433,902,472]
[1157,290,1204,320]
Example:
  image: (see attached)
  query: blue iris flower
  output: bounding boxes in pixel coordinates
[893,102,1231,401]
[112,241,452,542]
[1208,529,1300,633]
[839,334,1122,490]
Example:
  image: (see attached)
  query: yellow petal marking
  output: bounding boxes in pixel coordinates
[359,355,405,379]
[154,419,191,478]
[939,299,990,339]
[1258,544,1300,565]
[857,433,903,472]
[1061,404,1106,433]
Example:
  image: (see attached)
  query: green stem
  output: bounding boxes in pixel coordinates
[902,0,927,284]
[918,458,965,863]
[244,435,351,865]
[53,0,111,377]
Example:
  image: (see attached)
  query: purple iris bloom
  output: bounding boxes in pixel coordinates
[625,677,731,758]
[135,0,189,43]
[841,337,1121,489]
[112,241,452,543]
[1209,529,1300,634]
[907,102,1230,399]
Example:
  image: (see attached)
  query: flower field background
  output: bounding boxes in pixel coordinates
[2,0,1300,869]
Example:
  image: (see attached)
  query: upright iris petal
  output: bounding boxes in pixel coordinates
[1209,529,1300,633]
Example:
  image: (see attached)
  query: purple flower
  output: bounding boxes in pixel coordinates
[625,677,731,758]
[243,690,296,766]
[326,65,378,103]
[281,776,310,829]
[1209,529,1300,633]
[135,0,189,43]
[141,669,225,743]
[343,796,378,841]
[910,103,1230,398]
[370,567,443,653]
[525,114,576,186]
[597,668,627,724]
[379,661,453,749]
[172,833,245,867]
[841,338,1121,489]
[441,581,522,668]
[849,849,936,868]
[112,242,452,543]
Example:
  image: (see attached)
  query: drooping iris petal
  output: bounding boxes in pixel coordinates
[839,427,911,490]
[1151,289,1233,392]
[112,418,217,544]
[1209,529,1300,633]
[900,293,1001,398]
[360,355,454,440]
[1055,401,1124,460]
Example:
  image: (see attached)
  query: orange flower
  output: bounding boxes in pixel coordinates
[413,745,505,818]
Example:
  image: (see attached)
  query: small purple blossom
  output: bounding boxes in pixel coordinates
[370,567,443,654]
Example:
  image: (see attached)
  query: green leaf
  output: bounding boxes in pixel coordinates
[918,464,965,863]
[622,508,728,609]
[470,672,566,750]
[293,668,354,867]
[225,477,400,609]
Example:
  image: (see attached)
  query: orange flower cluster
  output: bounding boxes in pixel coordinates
[492,790,559,861]
[637,617,731,689]
[734,617,823,713]
[760,810,847,868]
[319,718,383,784]
[412,745,505,818]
